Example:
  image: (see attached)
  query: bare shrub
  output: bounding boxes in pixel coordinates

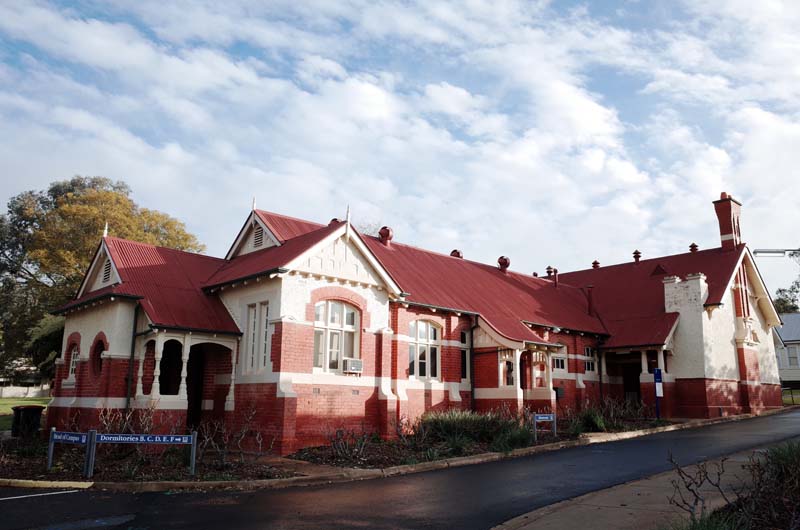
[329,429,370,462]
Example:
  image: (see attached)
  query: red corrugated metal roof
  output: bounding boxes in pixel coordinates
[254,210,324,243]
[558,245,745,348]
[204,221,343,289]
[362,237,607,343]
[61,238,241,334]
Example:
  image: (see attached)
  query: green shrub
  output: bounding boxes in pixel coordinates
[420,409,519,444]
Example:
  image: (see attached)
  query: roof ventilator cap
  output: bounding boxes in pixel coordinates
[633,250,642,263]
[450,249,463,258]
[498,256,510,272]
[690,243,699,253]
[592,260,600,269]
[378,226,394,247]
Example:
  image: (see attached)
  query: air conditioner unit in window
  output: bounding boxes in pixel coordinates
[343,358,363,374]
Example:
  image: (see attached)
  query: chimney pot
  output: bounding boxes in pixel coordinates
[450,249,463,258]
[633,250,642,263]
[498,256,510,272]
[553,268,559,288]
[378,226,394,247]
[592,260,600,269]
[689,243,699,253]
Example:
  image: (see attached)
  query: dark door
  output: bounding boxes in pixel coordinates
[186,350,205,429]
[622,363,641,403]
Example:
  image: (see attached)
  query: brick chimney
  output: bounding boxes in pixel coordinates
[713,192,742,251]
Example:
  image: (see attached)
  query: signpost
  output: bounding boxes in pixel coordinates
[47,428,197,478]
[654,368,664,420]
[533,412,557,442]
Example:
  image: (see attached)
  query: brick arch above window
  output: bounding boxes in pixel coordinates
[89,332,109,379]
[306,286,371,329]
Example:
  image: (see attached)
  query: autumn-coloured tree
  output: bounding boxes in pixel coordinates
[0,176,204,378]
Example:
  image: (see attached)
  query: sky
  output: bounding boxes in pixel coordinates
[1,1,799,295]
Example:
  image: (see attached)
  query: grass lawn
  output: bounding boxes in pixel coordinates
[0,397,50,431]
[783,389,800,406]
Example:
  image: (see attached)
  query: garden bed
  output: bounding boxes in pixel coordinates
[0,437,294,482]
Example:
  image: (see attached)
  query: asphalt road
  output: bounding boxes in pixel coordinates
[3,409,800,530]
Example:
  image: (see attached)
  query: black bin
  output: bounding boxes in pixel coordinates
[11,405,45,437]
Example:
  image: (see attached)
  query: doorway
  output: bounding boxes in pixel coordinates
[622,363,641,403]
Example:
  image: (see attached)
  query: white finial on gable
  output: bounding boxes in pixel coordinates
[103,222,108,237]
[252,196,257,211]
[345,204,351,242]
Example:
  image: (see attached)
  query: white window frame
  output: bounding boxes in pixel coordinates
[67,345,80,380]
[552,356,566,371]
[459,330,470,381]
[584,359,596,372]
[244,301,271,373]
[498,349,515,387]
[408,321,441,381]
[789,345,799,368]
[314,300,360,373]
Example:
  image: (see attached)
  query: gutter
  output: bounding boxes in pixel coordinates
[203,267,290,292]
[148,324,242,337]
[52,292,143,315]
[469,316,478,411]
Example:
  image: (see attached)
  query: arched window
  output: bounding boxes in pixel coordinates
[313,300,360,372]
[408,321,440,380]
[91,339,105,378]
[68,344,80,379]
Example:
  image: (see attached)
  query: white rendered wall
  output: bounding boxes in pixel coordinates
[62,300,136,358]
[706,289,741,381]
[663,276,710,379]
[748,292,781,384]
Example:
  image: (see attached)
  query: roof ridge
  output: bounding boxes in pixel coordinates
[559,244,746,277]
[254,209,325,226]
[104,236,225,262]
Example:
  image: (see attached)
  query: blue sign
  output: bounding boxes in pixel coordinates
[535,414,555,422]
[654,368,663,383]
[52,431,88,444]
[96,433,192,445]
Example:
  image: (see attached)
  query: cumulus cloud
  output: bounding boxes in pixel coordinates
[1,0,799,295]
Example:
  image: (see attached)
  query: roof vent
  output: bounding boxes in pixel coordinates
[102,259,112,283]
[498,256,510,272]
[532,272,538,277]
[651,264,668,276]
[690,242,699,253]
[253,225,264,248]
[553,268,559,288]
[378,226,393,247]
[592,260,600,269]
[450,249,463,258]
[329,218,341,226]
[546,265,554,277]
[633,249,642,263]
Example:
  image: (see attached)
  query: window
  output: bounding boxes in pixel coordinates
[314,301,360,371]
[789,346,799,368]
[498,349,515,386]
[253,225,264,248]
[102,259,112,283]
[244,302,271,373]
[584,347,596,372]
[91,340,104,377]
[584,359,596,372]
[408,321,440,380]
[459,329,470,380]
[584,346,593,357]
[552,357,566,371]
[260,302,270,368]
[246,304,257,370]
[68,345,80,379]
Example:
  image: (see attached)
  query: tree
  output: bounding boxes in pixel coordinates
[773,251,800,315]
[0,176,204,376]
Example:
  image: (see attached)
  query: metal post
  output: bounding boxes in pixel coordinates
[553,411,557,437]
[85,430,97,479]
[189,431,197,476]
[47,427,55,471]
[656,396,661,420]
[533,419,537,443]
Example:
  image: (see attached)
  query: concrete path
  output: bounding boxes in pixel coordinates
[495,444,770,530]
